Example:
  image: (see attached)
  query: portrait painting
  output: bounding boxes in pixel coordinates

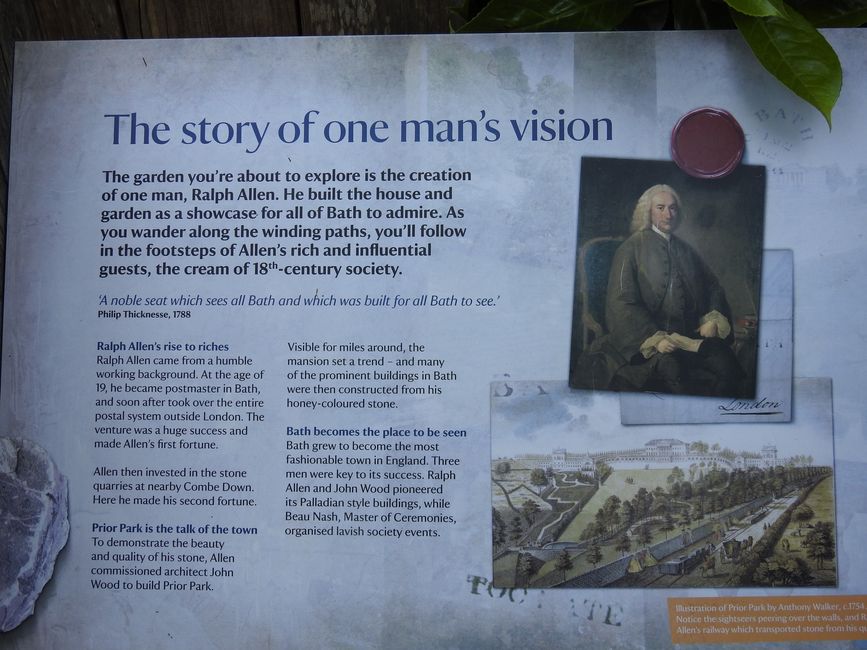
[568,157,766,398]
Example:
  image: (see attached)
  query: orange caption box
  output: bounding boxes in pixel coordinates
[668,596,867,644]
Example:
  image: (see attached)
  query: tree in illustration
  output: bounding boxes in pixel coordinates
[695,484,708,513]
[804,521,835,570]
[494,461,511,476]
[580,520,604,542]
[520,499,541,526]
[509,515,524,543]
[679,510,692,532]
[594,506,607,533]
[602,495,621,533]
[621,500,636,528]
[595,460,612,483]
[680,481,693,500]
[517,553,537,587]
[794,504,815,522]
[781,556,812,585]
[709,493,722,515]
[530,468,548,494]
[770,476,785,499]
[588,541,603,568]
[638,523,653,547]
[755,556,812,586]
[650,490,671,518]
[615,534,632,557]
[554,549,574,582]
[633,487,652,520]
[492,508,507,546]
[661,511,676,540]
[691,501,704,522]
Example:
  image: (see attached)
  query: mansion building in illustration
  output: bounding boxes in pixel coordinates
[513,438,782,473]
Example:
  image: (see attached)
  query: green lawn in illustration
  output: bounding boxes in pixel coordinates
[772,475,836,584]
[557,469,672,543]
[527,469,678,584]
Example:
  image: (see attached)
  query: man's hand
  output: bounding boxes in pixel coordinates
[698,321,719,338]
[656,337,677,354]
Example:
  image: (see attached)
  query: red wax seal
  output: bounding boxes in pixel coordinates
[671,107,745,179]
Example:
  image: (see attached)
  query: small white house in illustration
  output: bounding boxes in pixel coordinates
[515,448,594,473]
[734,445,778,469]
[643,438,689,456]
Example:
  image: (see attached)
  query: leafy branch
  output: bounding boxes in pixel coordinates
[451,0,867,127]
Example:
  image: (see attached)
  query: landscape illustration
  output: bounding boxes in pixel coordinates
[491,380,836,589]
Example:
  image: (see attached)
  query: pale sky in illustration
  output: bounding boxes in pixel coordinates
[491,378,833,465]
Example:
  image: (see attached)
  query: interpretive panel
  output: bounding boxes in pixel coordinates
[2,32,867,649]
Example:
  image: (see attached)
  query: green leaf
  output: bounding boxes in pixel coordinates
[723,0,784,17]
[457,0,635,33]
[730,3,842,127]
[788,0,867,27]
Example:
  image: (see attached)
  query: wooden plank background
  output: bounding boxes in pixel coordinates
[0,0,449,296]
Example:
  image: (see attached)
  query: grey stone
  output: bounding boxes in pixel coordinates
[0,437,69,632]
